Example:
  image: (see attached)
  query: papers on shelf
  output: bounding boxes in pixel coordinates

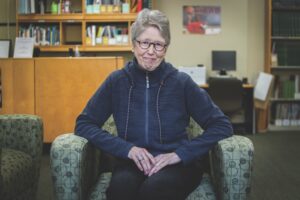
[0,40,10,58]
[178,66,206,85]
[254,72,273,101]
[13,37,34,58]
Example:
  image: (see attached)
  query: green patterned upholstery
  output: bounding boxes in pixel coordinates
[0,114,43,200]
[50,117,254,200]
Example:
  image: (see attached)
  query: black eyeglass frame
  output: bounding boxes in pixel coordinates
[134,39,167,52]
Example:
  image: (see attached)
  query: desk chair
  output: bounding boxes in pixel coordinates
[208,77,245,132]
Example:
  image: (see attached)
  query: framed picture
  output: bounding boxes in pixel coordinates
[183,6,221,35]
[0,39,11,58]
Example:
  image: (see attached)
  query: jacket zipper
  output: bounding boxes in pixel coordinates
[145,72,149,144]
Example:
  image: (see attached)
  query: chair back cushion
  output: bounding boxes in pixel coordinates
[1,148,35,199]
[208,77,243,114]
[0,114,43,162]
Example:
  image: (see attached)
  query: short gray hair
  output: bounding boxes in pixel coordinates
[131,9,171,46]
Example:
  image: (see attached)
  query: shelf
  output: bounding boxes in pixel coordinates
[17,13,84,21]
[272,7,300,11]
[265,0,300,132]
[17,13,137,22]
[84,13,137,21]
[270,98,300,102]
[268,124,300,131]
[272,36,300,40]
[15,0,143,52]
[271,66,300,74]
[39,45,132,52]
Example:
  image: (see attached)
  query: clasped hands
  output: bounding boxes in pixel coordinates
[128,146,181,176]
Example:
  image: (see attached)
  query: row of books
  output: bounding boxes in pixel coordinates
[18,25,60,46]
[18,0,36,14]
[272,12,300,37]
[130,0,152,12]
[272,0,300,8]
[18,0,152,14]
[86,0,124,5]
[272,102,300,127]
[86,0,152,8]
[273,74,300,99]
[273,41,300,66]
[86,25,129,45]
[86,0,152,12]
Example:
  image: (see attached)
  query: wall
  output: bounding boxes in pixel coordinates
[155,0,265,84]
[0,0,16,43]
[247,0,265,83]
[0,0,265,84]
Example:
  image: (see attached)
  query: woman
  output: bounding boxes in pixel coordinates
[75,9,233,200]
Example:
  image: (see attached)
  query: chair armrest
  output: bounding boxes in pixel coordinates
[0,114,43,164]
[210,135,254,200]
[50,133,101,200]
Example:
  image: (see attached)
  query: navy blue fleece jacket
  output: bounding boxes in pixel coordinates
[75,59,233,165]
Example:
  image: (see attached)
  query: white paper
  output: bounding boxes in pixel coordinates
[13,37,35,58]
[178,66,206,85]
[254,72,273,101]
[0,40,10,58]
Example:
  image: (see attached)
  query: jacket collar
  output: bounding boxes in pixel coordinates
[123,57,177,86]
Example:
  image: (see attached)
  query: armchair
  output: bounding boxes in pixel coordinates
[0,114,43,200]
[50,117,254,200]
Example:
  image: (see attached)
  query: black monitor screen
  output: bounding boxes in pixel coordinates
[212,51,236,74]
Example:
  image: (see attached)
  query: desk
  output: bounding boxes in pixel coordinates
[200,84,254,134]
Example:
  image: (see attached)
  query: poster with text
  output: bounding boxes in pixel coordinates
[183,6,221,35]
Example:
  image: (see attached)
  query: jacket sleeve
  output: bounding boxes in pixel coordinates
[175,76,233,165]
[75,73,134,159]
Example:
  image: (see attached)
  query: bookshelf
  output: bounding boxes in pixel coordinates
[16,0,153,52]
[265,0,300,131]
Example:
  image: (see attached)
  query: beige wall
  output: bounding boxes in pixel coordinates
[247,0,265,83]
[156,0,265,84]
[0,0,16,42]
[0,0,265,83]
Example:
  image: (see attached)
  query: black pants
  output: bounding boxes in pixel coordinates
[106,159,203,200]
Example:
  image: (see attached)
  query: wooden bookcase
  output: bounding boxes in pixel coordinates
[15,0,153,52]
[265,0,300,131]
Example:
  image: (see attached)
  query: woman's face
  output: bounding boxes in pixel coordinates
[133,26,167,71]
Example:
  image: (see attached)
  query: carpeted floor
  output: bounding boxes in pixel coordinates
[37,132,300,200]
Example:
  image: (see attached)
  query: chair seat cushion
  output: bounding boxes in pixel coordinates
[1,148,35,199]
[89,172,216,200]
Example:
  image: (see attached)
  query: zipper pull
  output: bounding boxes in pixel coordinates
[146,73,149,89]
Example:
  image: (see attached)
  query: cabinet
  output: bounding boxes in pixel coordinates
[265,0,300,131]
[16,0,153,52]
[0,57,124,142]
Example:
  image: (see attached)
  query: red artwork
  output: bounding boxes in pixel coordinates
[183,6,221,35]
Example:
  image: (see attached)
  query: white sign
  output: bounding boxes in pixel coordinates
[178,66,206,85]
[0,40,10,58]
[13,37,35,58]
[254,72,273,101]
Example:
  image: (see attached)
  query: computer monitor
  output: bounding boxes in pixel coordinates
[212,50,236,75]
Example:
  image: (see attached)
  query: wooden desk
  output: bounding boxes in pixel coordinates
[200,84,254,134]
[200,83,253,88]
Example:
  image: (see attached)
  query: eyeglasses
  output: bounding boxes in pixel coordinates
[135,40,167,51]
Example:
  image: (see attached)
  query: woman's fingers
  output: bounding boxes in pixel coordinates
[148,153,181,176]
[128,146,155,173]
